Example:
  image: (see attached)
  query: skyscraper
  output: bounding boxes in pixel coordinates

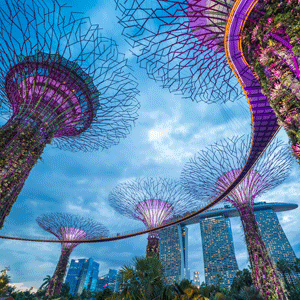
[180,202,297,289]
[65,258,99,295]
[108,269,118,291]
[254,208,297,264]
[193,271,200,288]
[200,215,239,288]
[96,274,109,292]
[159,224,189,283]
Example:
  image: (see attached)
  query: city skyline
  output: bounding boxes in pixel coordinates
[0,0,299,292]
[159,202,298,289]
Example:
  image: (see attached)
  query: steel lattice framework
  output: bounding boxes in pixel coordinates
[181,136,291,300]
[115,0,243,103]
[36,213,109,297]
[109,177,195,256]
[0,0,139,229]
[0,0,291,249]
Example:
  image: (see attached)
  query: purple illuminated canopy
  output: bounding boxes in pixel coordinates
[181,135,292,208]
[109,177,195,230]
[216,168,261,206]
[136,199,173,229]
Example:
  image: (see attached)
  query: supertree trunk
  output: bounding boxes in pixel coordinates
[146,234,160,257]
[242,0,300,162]
[0,117,50,228]
[46,246,73,297]
[237,204,288,300]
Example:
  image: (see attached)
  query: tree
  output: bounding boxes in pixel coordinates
[0,267,10,296]
[277,260,292,288]
[230,269,253,294]
[39,275,51,291]
[117,256,166,300]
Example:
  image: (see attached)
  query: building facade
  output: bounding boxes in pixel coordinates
[192,202,298,288]
[199,215,239,289]
[193,271,200,288]
[255,208,297,264]
[159,224,189,283]
[96,274,109,292]
[65,258,99,295]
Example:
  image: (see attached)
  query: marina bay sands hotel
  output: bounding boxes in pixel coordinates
[159,202,298,288]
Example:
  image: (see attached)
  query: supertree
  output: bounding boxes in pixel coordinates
[36,213,109,297]
[115,0,300,162]
[115,0,243,103]
[0,0,139,228]
[181,136,292,300]
[109,177,194,257]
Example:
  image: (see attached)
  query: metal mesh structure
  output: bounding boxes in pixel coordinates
[109,177,195,256]
[36,213,109,297]
[0,0,139,229]
[181,135,291,299]
[115,0,243,103]
[181,135,292,206]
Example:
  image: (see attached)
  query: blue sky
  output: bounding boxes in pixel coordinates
[0,0,299,291]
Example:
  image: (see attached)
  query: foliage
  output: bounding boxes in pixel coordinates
[230,269,252,294]
[0,120,47,228]
[242,0,300,162]
[0,267,10,296]
[276,258,300,299]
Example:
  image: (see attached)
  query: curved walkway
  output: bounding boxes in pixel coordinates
[0,0,280,243]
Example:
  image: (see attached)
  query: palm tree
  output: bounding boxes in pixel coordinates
[39,275,51,291]
[118,256,166,300]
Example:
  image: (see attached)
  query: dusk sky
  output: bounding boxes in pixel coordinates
[0,0,299,292]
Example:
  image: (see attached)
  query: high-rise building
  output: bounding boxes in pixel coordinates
[96,274,109,292]
[200,215,239,288]
[255,208,297,264]
[159,224,188,284]
[180,202,297,289]
[65,258,99,295]
[108,269,118,291]
[193,271,200,288]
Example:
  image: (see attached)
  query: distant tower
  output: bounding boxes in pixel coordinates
[65,258,99,296]
[159,224,188,283]
[109,177,194,257]
[254,208,298,264]
[200,215,238,289]
[37,213,108,297]
[193,271,200,288]
[0,0,139,229]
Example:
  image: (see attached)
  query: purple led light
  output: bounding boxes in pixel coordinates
[216,168,261,206]
[18,76,82,122]
[136,199,173,229]
[58,227,87,249]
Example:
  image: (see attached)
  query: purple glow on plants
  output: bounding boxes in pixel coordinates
[136,199,173,229]
[216,168,261,207]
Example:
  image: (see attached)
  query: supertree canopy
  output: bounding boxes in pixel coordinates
[36,213,109,297]
[115,0,243,103]
[116,0,300,163]
[0,0,139,228]
[241,0,300,161]
[181,136,292,300]
[109,177,194,257]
